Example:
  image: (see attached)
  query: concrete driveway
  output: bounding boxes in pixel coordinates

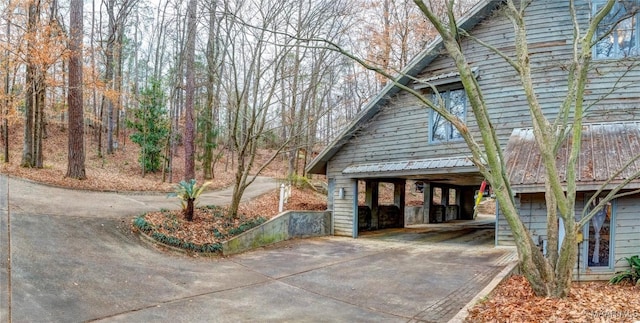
[0,175,516,322]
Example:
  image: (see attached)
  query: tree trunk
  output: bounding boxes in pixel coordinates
[105,0,116,154]
[34,79,45,168]
[66,0,86,179]
[3,2,11,163]
[183,0,197,181]
[227,174,245,218]
[185,198,195,221]
[21,1,38,167]
[202,4,218,180]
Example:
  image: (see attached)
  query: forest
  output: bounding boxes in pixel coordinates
[0,0,475,214]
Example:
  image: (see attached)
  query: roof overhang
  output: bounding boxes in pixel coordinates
[505,121,640,194]
[341,157,484,186]
[306,0,504,175]
[510,181,640,194]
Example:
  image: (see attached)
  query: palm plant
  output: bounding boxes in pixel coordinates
[172,179,211,221]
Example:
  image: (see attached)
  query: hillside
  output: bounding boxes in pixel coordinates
[0,121,327,217]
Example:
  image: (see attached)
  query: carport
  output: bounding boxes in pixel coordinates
[341,157,489,238]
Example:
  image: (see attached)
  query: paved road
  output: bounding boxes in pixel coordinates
[0,175,516,322]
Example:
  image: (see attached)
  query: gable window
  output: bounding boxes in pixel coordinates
[430,88,467,143]
[594,0,640,59]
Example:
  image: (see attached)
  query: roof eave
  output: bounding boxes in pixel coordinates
[512,181,640,194]
[306,0,503,175]
[342,166,481,179]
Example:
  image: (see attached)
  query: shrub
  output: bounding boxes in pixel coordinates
[127,80,170,173]
[609,255,640,285]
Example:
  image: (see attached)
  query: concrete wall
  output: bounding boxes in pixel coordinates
[222,211,331,256]
[405,206,425,225]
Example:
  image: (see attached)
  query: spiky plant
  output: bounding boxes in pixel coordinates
[171,179,211,221]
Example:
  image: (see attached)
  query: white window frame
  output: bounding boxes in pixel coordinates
[593,0,640,60]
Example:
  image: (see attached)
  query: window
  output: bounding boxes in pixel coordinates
[594,0,640,59]
[583,194,615,269]
[430,88,467,143]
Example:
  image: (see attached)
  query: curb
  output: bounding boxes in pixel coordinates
[448,249,519,322]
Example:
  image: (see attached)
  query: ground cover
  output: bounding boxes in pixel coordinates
[3,121,637,321]
[466,275,640,322]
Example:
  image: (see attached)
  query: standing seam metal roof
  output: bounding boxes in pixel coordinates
[342,156,476,175]
[504,122,640,192]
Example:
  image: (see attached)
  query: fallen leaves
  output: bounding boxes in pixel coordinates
[0,121,289,192]
[466,275,640,322]
[140,186,327,248]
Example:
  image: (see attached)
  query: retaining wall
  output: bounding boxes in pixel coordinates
[222,211,331,256]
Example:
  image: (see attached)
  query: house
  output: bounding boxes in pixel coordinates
[306,0,640,280]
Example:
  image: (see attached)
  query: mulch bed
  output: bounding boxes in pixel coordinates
[466,275,640,322]
[141,207,266,246]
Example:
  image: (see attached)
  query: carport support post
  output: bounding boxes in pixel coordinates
[394,181,405,228]
[423,182,431,224]
[365,181,379,229]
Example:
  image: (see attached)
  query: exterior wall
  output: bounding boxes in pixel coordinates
[500,192,640,281]
[326,0,640,236]
[328,162,357,236]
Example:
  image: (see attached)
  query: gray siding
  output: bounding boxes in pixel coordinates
[502,192,640,280]
[332,0,640,172]
[329,163,356,236]
[327,0,640,237]
[611,195,640,275]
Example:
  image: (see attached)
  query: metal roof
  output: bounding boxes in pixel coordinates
[306,0,504,175]
[342,156,476,175]
[505,122,640,193]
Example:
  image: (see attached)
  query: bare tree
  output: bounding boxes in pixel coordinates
[2,0,13,163]
[201,0,224,180]
[21,0,63,168]
[100,0,138,156]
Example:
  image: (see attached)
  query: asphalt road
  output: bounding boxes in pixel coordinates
[0,175,516,322]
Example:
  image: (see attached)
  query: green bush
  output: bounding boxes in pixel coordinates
[286,174,313,189]
[133,216,153,232]
[609,255,640,285]
[127,80,170,173]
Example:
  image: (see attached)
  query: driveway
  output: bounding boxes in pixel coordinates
[0,175,516,322]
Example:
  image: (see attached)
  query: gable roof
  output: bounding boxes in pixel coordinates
[505,122,640,193]
[306,0,503,175]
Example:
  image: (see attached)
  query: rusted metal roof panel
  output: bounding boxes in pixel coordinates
[505,122,640,193]
[342,156,475,175]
